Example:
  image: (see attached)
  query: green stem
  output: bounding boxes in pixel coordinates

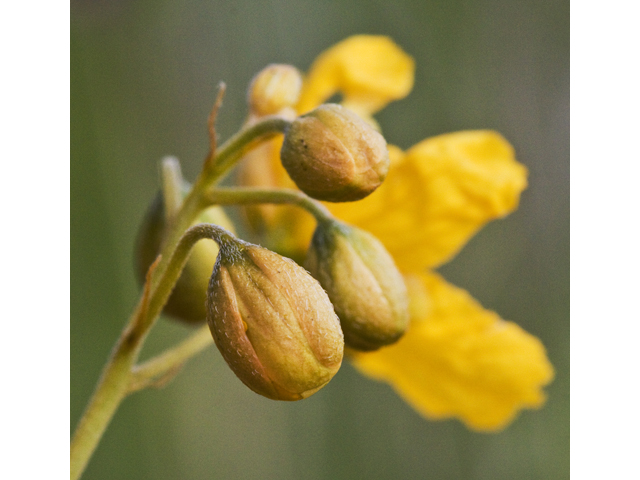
[70,332,140,480]
[71,224,233,480]
[128,325,213,393]
[150,117,291,293]
[205,187,334,224]
[71,117,288,479]
[202,116,290,183]
[144,224,235,331]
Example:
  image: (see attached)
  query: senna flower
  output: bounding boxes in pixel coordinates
[239,35,554,431]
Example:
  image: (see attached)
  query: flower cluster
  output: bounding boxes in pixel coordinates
[138,35,553,432]
[237,35,554,431]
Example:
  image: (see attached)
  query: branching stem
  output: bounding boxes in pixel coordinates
[128,325,213,393]
[70,115,290,480]
[205,186,334,224]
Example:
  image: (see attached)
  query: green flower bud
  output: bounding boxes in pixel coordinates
[280,104,390,202]
[207,235,344,400]
[305,220,409,351]
[135,190,235,324]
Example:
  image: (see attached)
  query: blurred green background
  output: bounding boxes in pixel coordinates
[71,1,569,479]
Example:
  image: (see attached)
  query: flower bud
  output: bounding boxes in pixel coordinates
[135,190,235,324]
[280,104,390,202]
[305,220,409,351]
[248,64,303,117]
[207,235,344,400]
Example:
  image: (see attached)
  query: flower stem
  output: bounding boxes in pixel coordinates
[71,117,289,479]
[202,116,290,184]
[70,336,139,480]
[150,116,291,293]
[128,325,213,393]
[144,224,235,330]
[71,224,232,480]
[205,187,334,224]
[70,255,161,480]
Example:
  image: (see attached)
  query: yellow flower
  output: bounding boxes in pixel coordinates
[328,130,528,272]
[239,35,554,431]
[353,272,553,431]
[297,35,415,118]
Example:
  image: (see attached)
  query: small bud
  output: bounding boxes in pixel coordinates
[305,220,409,351]
[135,191,235,324]
[248,64,303,117]
[280,104,390,202]
[207,235,344,400]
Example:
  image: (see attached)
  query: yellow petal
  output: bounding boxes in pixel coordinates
[297,35,415,116]
[328,131,528,271]
[236,137,286,232]
[236,135,317,260]
[351,272,554,431]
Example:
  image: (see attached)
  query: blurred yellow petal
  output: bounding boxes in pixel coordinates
[236,135,316,259]
[297,35,415,116]
[351,272,554,431]
[236,137,286,232]
[327,143,406,222]
[329,131,528,271]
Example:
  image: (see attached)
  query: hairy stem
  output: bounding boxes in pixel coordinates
[70,256,161,480]
[71,116,289,479]
[205,186,334,224]
[143,224,235,331]
[128,325,213,393]
[71,224,233,479]
[203,116,290,182]
[150,117,291,293]
[70,336,139,480]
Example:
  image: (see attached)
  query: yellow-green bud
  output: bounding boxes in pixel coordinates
[207,236,344,400]
[280,104,390,202]
[305,220,409,351]
[135,190,235,324]
[248,64,303,117]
